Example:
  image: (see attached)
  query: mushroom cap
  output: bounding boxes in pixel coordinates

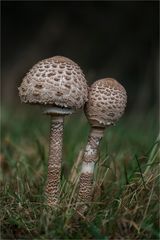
[85,78,127,127]
[18,56,88,109]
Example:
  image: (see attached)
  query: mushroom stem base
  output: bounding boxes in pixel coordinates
[76,127,105,215]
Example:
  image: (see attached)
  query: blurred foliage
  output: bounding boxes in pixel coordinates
[1,1,159,113]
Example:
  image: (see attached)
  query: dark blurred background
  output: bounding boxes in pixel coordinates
[1,1,159,114]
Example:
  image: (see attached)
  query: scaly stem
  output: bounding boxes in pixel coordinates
[76,127,104,214]
[45,115,64,206]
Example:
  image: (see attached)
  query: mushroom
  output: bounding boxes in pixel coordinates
[18,56,88,206]
[76,78,127,214]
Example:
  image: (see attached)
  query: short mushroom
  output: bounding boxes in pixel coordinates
[18,56,88,206]
[76,78,127,214]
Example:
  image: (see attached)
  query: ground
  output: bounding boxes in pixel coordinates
[1,106,159,239]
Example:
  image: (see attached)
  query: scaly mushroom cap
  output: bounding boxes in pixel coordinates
[18,56,88,109]
[85,78,127,127]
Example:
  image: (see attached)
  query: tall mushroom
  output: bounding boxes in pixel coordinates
[76,78,127,214]
[18,56,88,206]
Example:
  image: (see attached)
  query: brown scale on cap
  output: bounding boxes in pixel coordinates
[85,78,127,127]
[19,56,88,110]
[77,78,127,216]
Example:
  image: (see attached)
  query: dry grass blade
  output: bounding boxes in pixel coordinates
[68,149,84,184]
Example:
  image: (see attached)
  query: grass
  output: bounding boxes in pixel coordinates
[0,105,159,239]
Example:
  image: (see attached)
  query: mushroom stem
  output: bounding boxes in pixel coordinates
[76,127,104,214]
[45,115,64,206]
